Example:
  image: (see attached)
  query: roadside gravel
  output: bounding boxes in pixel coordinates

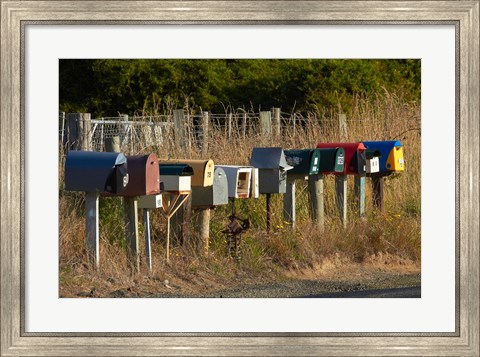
[152,272,420,298]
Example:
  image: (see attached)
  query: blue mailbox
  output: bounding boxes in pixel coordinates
[64,150,129,194]
[362,141,405,174]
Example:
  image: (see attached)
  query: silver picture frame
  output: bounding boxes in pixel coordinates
[1,1,478,356]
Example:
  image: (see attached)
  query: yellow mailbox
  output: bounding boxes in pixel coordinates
[158,159,214,187]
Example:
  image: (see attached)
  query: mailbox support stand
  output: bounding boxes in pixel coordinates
[335,175,348,228]
[162,193,191,263]
[372,174,385,211]
[143,209,152,273]
[85,191,100,269]
[266,193,272,234]
[308,174,325,231]
[354,174,366,218]
[283,179,296,228]
[124,197,140,272]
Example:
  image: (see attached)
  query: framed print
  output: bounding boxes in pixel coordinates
[1,1,478,356]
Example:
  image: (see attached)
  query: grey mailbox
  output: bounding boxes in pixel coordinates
[64,150,129,194]
[249,147,293,194]
[191,167,229,208]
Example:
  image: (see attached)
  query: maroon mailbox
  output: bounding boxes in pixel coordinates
[105,153,160,197]
[316,142,366,175]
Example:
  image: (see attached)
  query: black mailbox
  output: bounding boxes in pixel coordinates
[65,150,128,194]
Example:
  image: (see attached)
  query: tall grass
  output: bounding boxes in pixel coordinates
[59,92,421,296]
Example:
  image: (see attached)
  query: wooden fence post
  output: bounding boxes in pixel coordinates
[335,175,348,228]
[338,113,347,140]
[272,108,281,139]
[85,191,100,269]
[283,179,296,228]
[202,111,209,155]
[260,111,272,143]
[173,109,187,150]
[228,113,233,139]
[67,113,92,151]
[242,112,247,140]
[308,174,325,231]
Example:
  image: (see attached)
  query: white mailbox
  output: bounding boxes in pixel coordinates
[159,164,193,193]
[217,165,253,199]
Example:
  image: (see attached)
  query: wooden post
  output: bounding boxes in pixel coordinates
[266,193,272,234]
[124,197,140,271]
[259,111,272,143]
[105,136,121,152]
[242,113,247,140]
[283,179,296,228]
[67,113,92,151]
[228,113,233,139]
[308,174,325,231]
[173,109,187,150]
[354,174,366,218]
[272,107,281,139]
[143,209,152,273]
[197,208,211,255]
[335,175,348,228]
[202,111,209,155]
[372,174,385,211]
[85,192,100,269]
[339,113,347,140]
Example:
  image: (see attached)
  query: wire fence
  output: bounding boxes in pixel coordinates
[59,106,420,165]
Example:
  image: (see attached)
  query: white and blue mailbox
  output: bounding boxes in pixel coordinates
[65,150,129,194]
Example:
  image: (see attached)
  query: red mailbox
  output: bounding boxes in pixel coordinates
[104,153,160,197]
[316,142,366,175]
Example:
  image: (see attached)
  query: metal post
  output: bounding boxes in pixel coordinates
[85,191,100,269]
[143,209,152,273]
[283,179,296,228]
[266,193,272,234]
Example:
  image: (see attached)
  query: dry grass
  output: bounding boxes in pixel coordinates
[59,92,421,297]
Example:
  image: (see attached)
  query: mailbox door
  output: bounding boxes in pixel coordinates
[250,167,259,198]
[386,146,405,171]
[366,157,380,174]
